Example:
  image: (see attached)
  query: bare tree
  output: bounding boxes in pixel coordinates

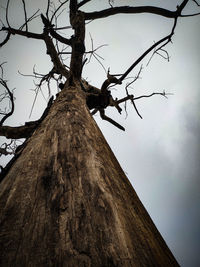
[0,0,199,266]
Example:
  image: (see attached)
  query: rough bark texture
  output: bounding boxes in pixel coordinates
[0,85,179,266]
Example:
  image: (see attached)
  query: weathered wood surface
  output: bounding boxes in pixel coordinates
[0,85,179,266]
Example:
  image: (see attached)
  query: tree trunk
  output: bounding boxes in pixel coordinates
[0,85,179,266]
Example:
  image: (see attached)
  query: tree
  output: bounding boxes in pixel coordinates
[0,0,199,266]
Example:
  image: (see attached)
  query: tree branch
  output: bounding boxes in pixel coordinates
[192,0,200,6]
[6,0,11,27]
[101,69,122,92]
[99,109,125,131]
[178,0,189,11]
[133,92,172,101]
[0,82,14,126]
[49,29,72,46]
[43,33,69,78]
[41,14,72,46]
[0,32,11,47]
[19,9,40,31]
[180,12,200,17]
[84,6,177,20]
[21,0,28,31]
[46,0,51,19]
[116,90,172,119]
[0,124,37,139]
[77,0,92,9]
[0,64,15,126]
[1,27,44,40]
[119,16,178,82]
[0,96,53,139]
[50,0,69,24]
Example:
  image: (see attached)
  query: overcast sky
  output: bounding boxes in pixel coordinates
[0,1,200,266]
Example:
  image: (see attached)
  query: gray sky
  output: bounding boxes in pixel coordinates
[0,1,200,266]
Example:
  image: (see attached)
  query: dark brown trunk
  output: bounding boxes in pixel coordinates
[0,85,179,266]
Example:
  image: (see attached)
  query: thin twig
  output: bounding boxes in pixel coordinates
[0,80,15,126]
[46,0,51,19]
[19,9,40,31]
[6,0,11,27]
[21,0,28,31]
[180,12,200,17]
[133,91,173,100]
[50,0,69,24]
[192,0,200,6]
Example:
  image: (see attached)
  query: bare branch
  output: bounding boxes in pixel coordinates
[6,0,11,27]
[0,64,15,126]
[21,0,28,31]
[131,99,143,119]
[84,0,191,21]
[46,0,51,18]
[0,31,11,47]
[77,0,91,9]
[178,0,189,11]
[52,26,72,30]
[0,82,14,126]
[50,0,69,24]
[108,0,114,8]
[19,9,40,31]
[43,33,69,78]
[180,12,200,17]
[49,29,72,46]
[116,91,172,105]
[133,91,173,101]
[99,109,125,131]
[85,33,108,73]
[116,90,172,119]
[0,96,53,139]
[84,6,177,20]
[41,13,72,47]
[90,108,98,115]
[192,0,200,6]
[147,42,170,66]
[18,66,58,120]
[101,68,122,92]
[0,124,37,139]
[1,26,44,40]
[119,36,170,82]
[119,16,178,82]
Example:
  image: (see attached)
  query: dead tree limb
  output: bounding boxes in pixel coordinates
[99,109,125,131]
[21,0,28,31]
[1,27,44,40]
[84,6,177,20]
[0,64,15,126]
[192,0,200,6]
[101,69,122,92]
[0,32,11,47]
[77,0,91,9]
[0,96,53,139]
[119,17,177,82]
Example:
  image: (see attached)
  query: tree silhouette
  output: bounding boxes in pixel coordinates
[0,0,199,266]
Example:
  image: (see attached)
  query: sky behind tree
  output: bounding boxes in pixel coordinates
[0,1,200,266]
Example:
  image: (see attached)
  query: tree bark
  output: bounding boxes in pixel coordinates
[0,85,179,266]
